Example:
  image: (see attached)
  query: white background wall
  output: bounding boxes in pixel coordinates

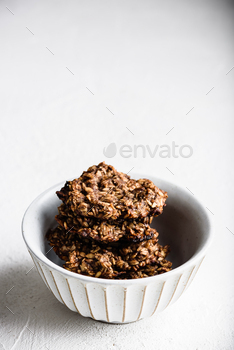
[0,0,234,349]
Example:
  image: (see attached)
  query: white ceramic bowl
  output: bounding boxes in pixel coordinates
[22,175,214,323]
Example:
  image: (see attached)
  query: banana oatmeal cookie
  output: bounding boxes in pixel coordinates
[46,226,172,279]
[56,162,168,221]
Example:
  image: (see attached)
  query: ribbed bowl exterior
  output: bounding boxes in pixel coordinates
[29,250,204,323]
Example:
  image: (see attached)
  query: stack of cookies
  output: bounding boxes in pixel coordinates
[46,162,172,279]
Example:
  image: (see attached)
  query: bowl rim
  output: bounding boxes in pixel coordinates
[22,174,215,285]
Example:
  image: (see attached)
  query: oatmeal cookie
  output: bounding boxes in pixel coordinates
[46,226,172,279]
[56,162,168,221]
[56,204,154,243]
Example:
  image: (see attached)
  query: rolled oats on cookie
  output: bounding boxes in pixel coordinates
[46,162,172,279]
[46,226,172,279]
[56,162,167,221]
[56,204,154,243]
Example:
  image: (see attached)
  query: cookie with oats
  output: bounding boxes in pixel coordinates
[56,162,168,221]
[56,204,155,243]
[46,226,172,280]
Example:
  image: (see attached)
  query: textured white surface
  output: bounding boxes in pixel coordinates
[0,0,234,349]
